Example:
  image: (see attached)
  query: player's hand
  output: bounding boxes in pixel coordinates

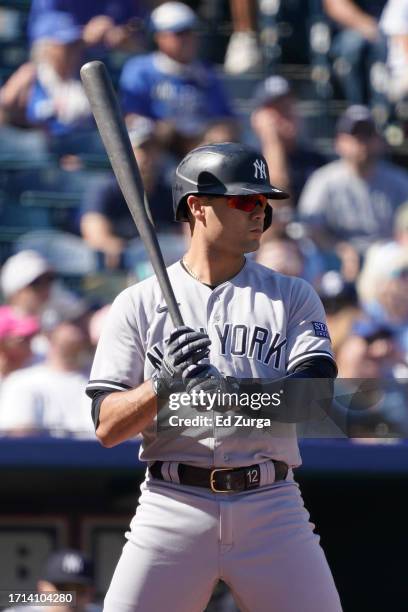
[153,326,211,398]
[182,363,240,410]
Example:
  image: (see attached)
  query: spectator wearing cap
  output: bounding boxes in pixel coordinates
[1,250,87,333]
[2,548,100,611]
[250,76,327,213]
[357,243,408,357]
[0,306,39,382]
[28,0,143,52]
[119,1,235,157]
[1,250,55,318]
[80,117,177,269]
[0,321,94,438]
[25,11,94,145]
[299,105,408,277]
[334,319,408,439]
[0,2,144,130]
[323,0,388,109]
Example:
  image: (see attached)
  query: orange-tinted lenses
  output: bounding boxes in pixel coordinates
[226,194,268,212]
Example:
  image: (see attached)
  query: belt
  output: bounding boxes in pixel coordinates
[149,460,288,493]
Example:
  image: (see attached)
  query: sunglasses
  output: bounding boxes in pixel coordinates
[225,194,268,213]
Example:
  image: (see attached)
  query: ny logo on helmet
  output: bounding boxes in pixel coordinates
[253,159,267,180]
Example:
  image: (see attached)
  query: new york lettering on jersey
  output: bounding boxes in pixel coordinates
[147,324,287,370]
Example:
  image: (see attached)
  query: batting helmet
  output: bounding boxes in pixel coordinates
[173,142,288,231]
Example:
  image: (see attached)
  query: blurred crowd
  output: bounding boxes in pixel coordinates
[0,0,408,443]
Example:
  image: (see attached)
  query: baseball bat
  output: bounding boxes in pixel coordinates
[80,60,183,327]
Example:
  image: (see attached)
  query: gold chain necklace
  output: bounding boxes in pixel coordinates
[182,258,246,284]
[182,258,201,282]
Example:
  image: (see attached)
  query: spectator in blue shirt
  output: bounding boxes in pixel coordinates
[25,12,104,155]
[28,0,144,52]
[120,1,236,157]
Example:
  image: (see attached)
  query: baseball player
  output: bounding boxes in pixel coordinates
[86,142,342,611]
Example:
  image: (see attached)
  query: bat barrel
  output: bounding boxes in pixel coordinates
[80,61,183,327]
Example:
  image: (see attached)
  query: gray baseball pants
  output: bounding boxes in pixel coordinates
[103,473,342,612]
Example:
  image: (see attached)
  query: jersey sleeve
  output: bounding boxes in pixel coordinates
[86,289,145,396]
[285,278,336,373]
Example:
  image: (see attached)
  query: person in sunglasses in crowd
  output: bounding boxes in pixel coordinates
[87,142,342,611]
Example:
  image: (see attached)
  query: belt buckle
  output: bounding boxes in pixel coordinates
[210,467,233,493]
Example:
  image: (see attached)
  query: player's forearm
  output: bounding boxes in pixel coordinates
[96,380,157,447]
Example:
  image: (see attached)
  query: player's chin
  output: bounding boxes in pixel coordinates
[245,233,263,252]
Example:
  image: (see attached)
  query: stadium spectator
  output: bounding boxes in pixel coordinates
[0,306,39,382]
[334,320,408,438]
[26,12,95,150]
[28,0,143,52]
[357,242,408,360]
[2,548,101,611]
[380,0,408,102]
[199,118,240,146]
[256,236,305,278]
[298,105,408,275]
[1,251,54,317]
[0,250,87,332]
[250,76,327,209]
[323,0,388,109]
[0,322,94,438]
[119,1,235,157]
[80,117,176,269]
[255,231,326,287]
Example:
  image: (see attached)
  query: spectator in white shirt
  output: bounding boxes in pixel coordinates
[0,322,94,438]
[299,105,408,279]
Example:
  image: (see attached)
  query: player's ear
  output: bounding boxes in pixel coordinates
[186,195,206,226]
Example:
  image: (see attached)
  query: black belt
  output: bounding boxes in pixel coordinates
[149,460,288,493]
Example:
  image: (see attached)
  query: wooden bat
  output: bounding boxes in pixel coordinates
[80,60,183,327]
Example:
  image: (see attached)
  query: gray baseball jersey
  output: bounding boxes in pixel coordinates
[87,258,335,468]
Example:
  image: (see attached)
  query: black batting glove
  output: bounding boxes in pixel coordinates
[182,362,240,411]
[152,326,211,399]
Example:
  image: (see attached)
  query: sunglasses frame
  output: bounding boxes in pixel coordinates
[225,194,269,213]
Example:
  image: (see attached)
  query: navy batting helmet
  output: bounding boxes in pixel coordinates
[172,142,288,231]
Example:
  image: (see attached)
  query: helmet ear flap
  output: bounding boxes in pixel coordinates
[263,205,273,232]
[175,195,189,221]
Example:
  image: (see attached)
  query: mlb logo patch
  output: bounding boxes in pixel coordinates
[312,321,330,339]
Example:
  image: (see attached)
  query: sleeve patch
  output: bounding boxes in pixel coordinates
[312,321,331,339]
